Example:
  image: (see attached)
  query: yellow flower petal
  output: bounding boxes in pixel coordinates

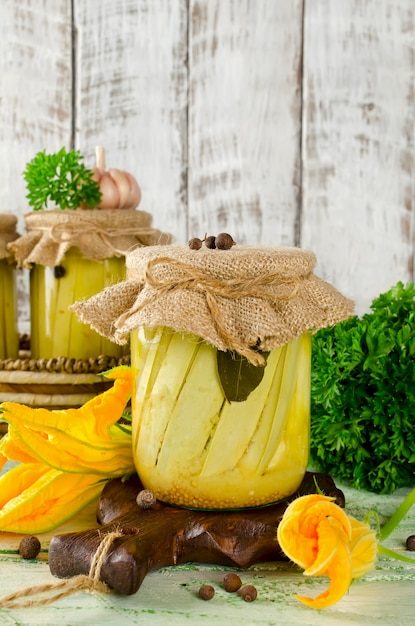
[0,367,135,534]
[278,493,376,609]
[277,509,317,569]
[281,493,331,517]
[0,365,133,444]
[297,538,352,609]
[0,464,104,534]
[303,516,344,577]
[0,452,7,471]
[302,499,352,540]
[277,495,351,571]
[0,365,135,476]
[0,462,48,509]
[349,517,378,578]
[2,418,134,476]
[79,365,134,438]
[0,424,39,465]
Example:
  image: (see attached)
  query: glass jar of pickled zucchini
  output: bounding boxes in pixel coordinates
[72,243,354,509]
[0,213,19,360]
[9,209,170,360]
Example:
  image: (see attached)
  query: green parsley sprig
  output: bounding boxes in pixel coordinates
[310,281,415,494]
[23,147,102,210]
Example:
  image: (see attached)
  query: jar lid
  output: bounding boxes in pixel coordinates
[72,244,354,364]
[8,209,171,268]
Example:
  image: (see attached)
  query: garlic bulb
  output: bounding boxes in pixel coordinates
[92,146,141,210]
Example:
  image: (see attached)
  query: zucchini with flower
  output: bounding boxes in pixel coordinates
[0,366,134,533]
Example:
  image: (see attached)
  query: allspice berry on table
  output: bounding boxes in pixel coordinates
[136,489,157,509]
[19,535,41,559]
[406,535,415,551]
[239,584,258,602]
[198,584,215,600]
[222,572,242,592]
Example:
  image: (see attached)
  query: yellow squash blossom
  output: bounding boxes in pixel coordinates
[0,463,105,533]
[277,494,377,609]
[0,366,135,533]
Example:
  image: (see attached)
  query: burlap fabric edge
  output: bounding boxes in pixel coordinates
[0,213,19,262]
[8,209,172,268]
[71,245,355,364]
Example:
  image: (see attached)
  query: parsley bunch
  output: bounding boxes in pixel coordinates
[23,148,102,210]
[310,281,415,494]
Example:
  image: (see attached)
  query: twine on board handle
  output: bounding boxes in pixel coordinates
[0,531,123,609]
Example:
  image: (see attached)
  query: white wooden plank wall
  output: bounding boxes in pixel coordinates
[0,0,414,331]
[302,0,415,313]
[187,0,303,246]
[0,0,73,331]
[74,0,189,243]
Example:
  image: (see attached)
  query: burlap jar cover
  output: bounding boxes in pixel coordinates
[0,213,19,262]
[9,208,171,268]
[71,244,354,362]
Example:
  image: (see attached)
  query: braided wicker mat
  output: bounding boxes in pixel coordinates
[0,336,131,426]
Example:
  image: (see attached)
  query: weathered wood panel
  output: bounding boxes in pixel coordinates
[73,0,189,244]
[1,0,415,323]
[0,0,73,330]
[0,1,72,209]
[187,0,304,246]
[301,0,415,314]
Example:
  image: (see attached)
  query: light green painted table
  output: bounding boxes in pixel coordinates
[0,469,414,626]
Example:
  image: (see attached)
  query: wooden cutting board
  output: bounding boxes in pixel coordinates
[48,471,340,595]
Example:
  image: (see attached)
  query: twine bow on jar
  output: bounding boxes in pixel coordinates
[115,256,302,365]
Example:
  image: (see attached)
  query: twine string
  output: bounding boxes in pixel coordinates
[144,257,302,300]
[115,257,302,365]
[0,531,123,609]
